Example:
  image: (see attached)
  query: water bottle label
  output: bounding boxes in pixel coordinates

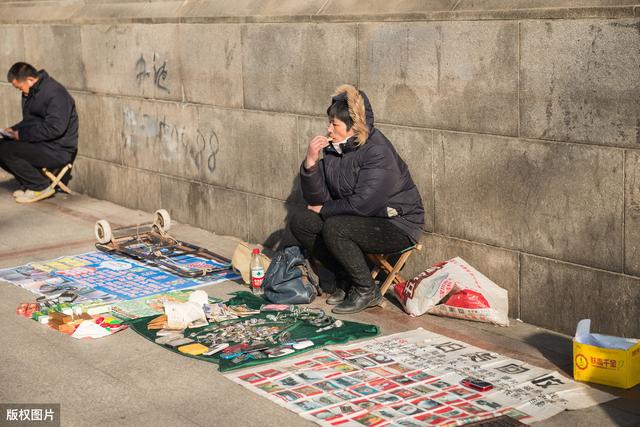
[251,268,264,289]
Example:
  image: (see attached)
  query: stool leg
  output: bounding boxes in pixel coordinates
[43,165,73,194]
[368,254,384,280]
[379,250,414,296]
[56,181,73,194]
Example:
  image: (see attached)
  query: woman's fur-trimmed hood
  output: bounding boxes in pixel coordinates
[331,84,374,146]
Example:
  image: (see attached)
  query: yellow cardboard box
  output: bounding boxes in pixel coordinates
[573,326,640,389]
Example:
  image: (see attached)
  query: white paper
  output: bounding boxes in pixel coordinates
[188,289,208,306]
[226,328,616,426]
[575,319,637,350]
[71,320,111,339]
[164,300,206,329]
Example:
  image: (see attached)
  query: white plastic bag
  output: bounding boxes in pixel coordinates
[164,290,209,329]
[393,257,509,326]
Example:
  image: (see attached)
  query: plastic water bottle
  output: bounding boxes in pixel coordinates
[250,248,265,295]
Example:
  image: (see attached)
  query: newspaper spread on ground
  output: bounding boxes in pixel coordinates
[227,328,614,426]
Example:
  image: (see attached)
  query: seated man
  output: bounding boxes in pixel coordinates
[0,62,78,203]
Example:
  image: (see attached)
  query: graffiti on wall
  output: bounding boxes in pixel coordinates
[135,53,170,93]
[123,107,219,173]
[196,129,221,172]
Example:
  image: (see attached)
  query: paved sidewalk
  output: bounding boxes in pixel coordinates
[0,173,638,427]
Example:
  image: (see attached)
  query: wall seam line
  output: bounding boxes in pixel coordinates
[7,6,635,25]
[296,115,300,167]
[176,25,186,103]
[240,23,246,110]
[244,192,250,242]
[50,85,640,153]
[622,149,626,274]
[517,20,521,138]
[517,251,522,320]
[431,130,436,233]
[356,23,360,88]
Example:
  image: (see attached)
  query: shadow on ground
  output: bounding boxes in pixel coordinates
[524,332,574,376]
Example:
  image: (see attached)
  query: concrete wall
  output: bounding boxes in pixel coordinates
[1,1,639,337]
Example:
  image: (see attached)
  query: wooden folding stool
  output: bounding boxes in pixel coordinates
[42,163,73,194]
[368,243,423,298]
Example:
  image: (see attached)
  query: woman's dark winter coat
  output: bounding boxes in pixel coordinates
[300,89,424,243]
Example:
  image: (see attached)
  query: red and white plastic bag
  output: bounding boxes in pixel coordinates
[394,257,509,326]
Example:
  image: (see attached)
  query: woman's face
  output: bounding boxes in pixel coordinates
[327,117,354,142]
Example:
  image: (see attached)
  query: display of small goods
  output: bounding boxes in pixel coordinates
[149,304,344,363]
[16,299,124,337]
[127,294,380,372]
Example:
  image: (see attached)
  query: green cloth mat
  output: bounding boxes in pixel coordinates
[126,291,379,372]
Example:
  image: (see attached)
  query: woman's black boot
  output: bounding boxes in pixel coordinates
[326,288,346,305]
[331,286,381,314]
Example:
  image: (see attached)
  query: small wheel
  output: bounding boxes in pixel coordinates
[95,220,112,244]
[154,209,171,232]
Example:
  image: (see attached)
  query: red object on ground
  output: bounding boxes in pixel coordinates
[445,289,490,309]
[16,302,38,317]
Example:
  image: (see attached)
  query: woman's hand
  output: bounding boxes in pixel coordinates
[304,135,330,169]
[307,205,322,214]
[1,128,17,140]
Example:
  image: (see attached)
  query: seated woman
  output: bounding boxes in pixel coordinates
[290,84,424,314]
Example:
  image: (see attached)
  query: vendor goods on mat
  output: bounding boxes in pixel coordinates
[94,209,232,278]
[17,299,111,319]
[0,250,239,303]
[394,257,509,327]
[228,328,614,426]
[16,300,126,338]
[126,292,378,372]
[112,290,222,320]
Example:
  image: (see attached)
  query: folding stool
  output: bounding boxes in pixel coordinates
[42,163,73,194]
[368,243,423,297]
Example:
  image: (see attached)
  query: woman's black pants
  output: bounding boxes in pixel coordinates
[289,210,413,293]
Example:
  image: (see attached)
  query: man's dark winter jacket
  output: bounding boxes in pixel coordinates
[12,70,78,157]
[300,87,425,243]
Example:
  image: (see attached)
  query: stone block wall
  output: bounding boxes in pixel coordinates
[0,0,639,337]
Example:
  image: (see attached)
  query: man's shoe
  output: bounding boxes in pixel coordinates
[15,187,55,204]
[326,288,346,305]
[331,287,382,314]
[12,189,25,198]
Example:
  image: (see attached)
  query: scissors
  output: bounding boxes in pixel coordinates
[39,284,78,294]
